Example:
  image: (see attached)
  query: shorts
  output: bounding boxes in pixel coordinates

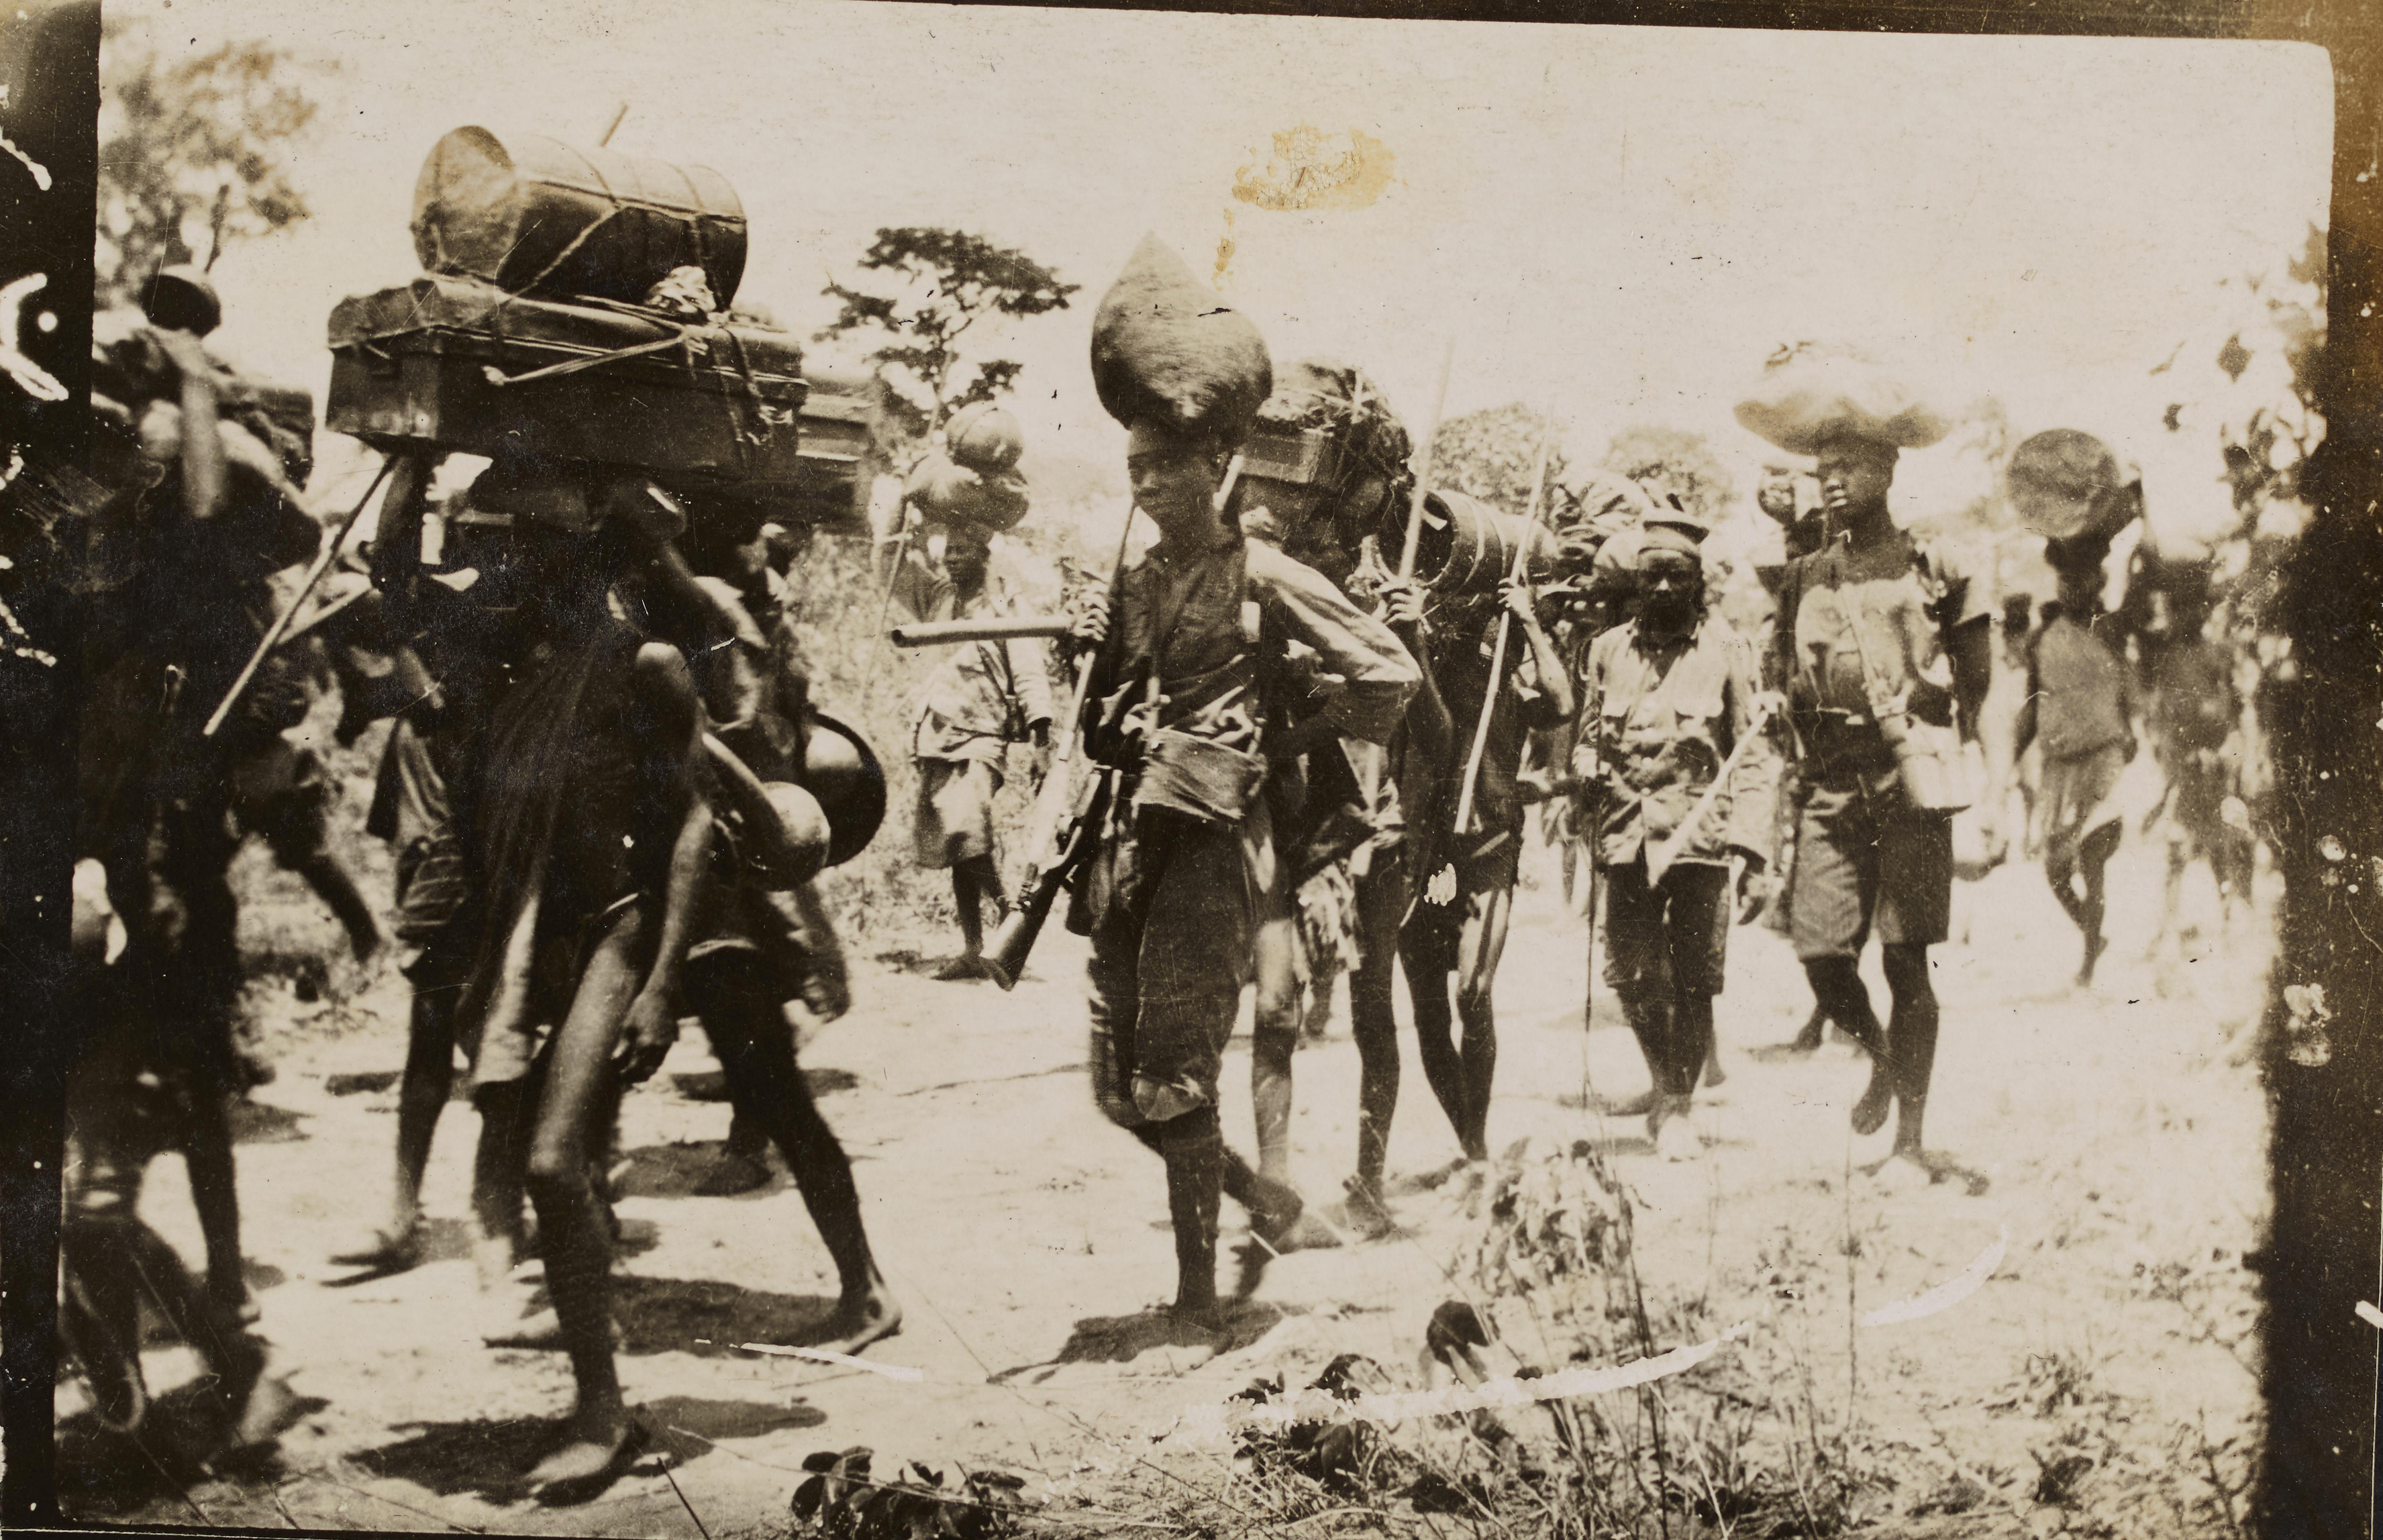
[2036,743,2128,865]
[913,756,1001,868]
[1602,859,1731,1000]
[1786,760,1953,960]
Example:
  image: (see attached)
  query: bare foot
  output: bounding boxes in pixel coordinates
[529,1407,646,1505]
[1587,1087,1660,1119]
[933,954,988,982]
[2076,933,2108,988]
[1703,1046,1728,1088]
[804,1277,903,1357]
[485,1306,625,1352]
[1864,1147,1990,1196]
[223,1368,304,1457]
[1850,1062,1893,1137]
[329,1219,421,1274]
[1325,1177,1399,1241]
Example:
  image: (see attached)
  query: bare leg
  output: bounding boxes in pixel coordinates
[691,953,899,1352]
[521,917,646,1500]
[1156,1107,1225,1333]
[937,856,1006,978]
[1450,881,1512,1162]
[1802,956,1891,1136]
[1346,858,1404,1227]
[1250,899,1300,1190]
[2074,821,2120,984]
[336,980,456,1267]
[470,1079,536,1296]
[290,852,384,964]
[180,1090,250,1323]
[1399,905,1470,1153]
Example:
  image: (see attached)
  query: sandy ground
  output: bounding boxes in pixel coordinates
[57,818,2270,1537]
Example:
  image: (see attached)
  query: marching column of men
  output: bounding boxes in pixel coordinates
[76,238,2243,1506]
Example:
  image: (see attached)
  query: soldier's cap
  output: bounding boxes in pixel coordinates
[1637,501,1709,565]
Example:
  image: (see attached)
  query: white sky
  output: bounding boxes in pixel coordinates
[129,1,2331,509]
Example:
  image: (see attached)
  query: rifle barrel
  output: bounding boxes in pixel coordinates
[892,617,1073,648]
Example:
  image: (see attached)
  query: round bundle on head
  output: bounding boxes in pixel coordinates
[1733,343,1950,457]
[2006,428,2130,543]
[1549,468,1659,574]
[1091,234,1272,441]
[905,450,1029,535]
[946,403,1025,476]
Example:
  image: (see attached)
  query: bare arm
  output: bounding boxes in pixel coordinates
[1505,580,1575,725]
[152,329,227,522]
[619,640,710,1082]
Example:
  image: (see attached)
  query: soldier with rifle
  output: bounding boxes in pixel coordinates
[1051,238,1419,1341]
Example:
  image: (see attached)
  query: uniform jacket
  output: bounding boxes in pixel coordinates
[892,544,1056,764]
[1584,609,1778,870]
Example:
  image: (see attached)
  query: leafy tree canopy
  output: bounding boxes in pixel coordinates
[819,226,1078,451]
[97,17,332,307]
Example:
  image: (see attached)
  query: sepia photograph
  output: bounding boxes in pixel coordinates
[0,0,2367,1534]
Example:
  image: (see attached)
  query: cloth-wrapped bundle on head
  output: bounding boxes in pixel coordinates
[905,450,1030,536]
[1733,342,1949,456]
[1246,356,1411,556]
[2006,427,2135,544]
[1548,468,1660,579]
[1091,234,1272,442]
[945,403,1026,476]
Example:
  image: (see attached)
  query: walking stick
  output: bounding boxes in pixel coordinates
[1359,338,1456,811]
[202,452,399,739]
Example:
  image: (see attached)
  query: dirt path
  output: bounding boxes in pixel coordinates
[59,835,2269,1537]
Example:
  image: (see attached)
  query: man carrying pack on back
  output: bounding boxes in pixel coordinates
[1066,240,1417,1345]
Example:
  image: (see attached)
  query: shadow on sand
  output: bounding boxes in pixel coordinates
[991,1300,1289,1384]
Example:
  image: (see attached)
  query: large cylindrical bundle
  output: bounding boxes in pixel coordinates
[411,126,748,307]
[1390,489,1558,596]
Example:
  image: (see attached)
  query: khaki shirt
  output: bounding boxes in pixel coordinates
[892,546,1056,764]
[1584,611,1777,870]
[1087,531,1417,753]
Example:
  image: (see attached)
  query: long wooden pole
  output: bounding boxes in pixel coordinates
[1361,340,1456,811]
[201,453,398,738]
[1450,411,1556,835]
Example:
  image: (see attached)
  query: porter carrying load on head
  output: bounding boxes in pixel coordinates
[1064,240,1417,1340]
[1737,343,1994,1195]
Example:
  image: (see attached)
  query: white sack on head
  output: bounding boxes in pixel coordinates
[1091,234,1272,441]
[1734,343,1950,457]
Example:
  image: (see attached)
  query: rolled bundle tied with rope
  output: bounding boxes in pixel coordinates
[411,126,748,308]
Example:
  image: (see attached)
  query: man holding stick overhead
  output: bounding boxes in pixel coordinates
[1737,346,1995,1194]
[1578,514,1776,1159]
[1068,239,1417,1339]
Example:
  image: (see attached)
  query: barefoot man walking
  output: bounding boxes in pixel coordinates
[1738,352,1996,1192]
